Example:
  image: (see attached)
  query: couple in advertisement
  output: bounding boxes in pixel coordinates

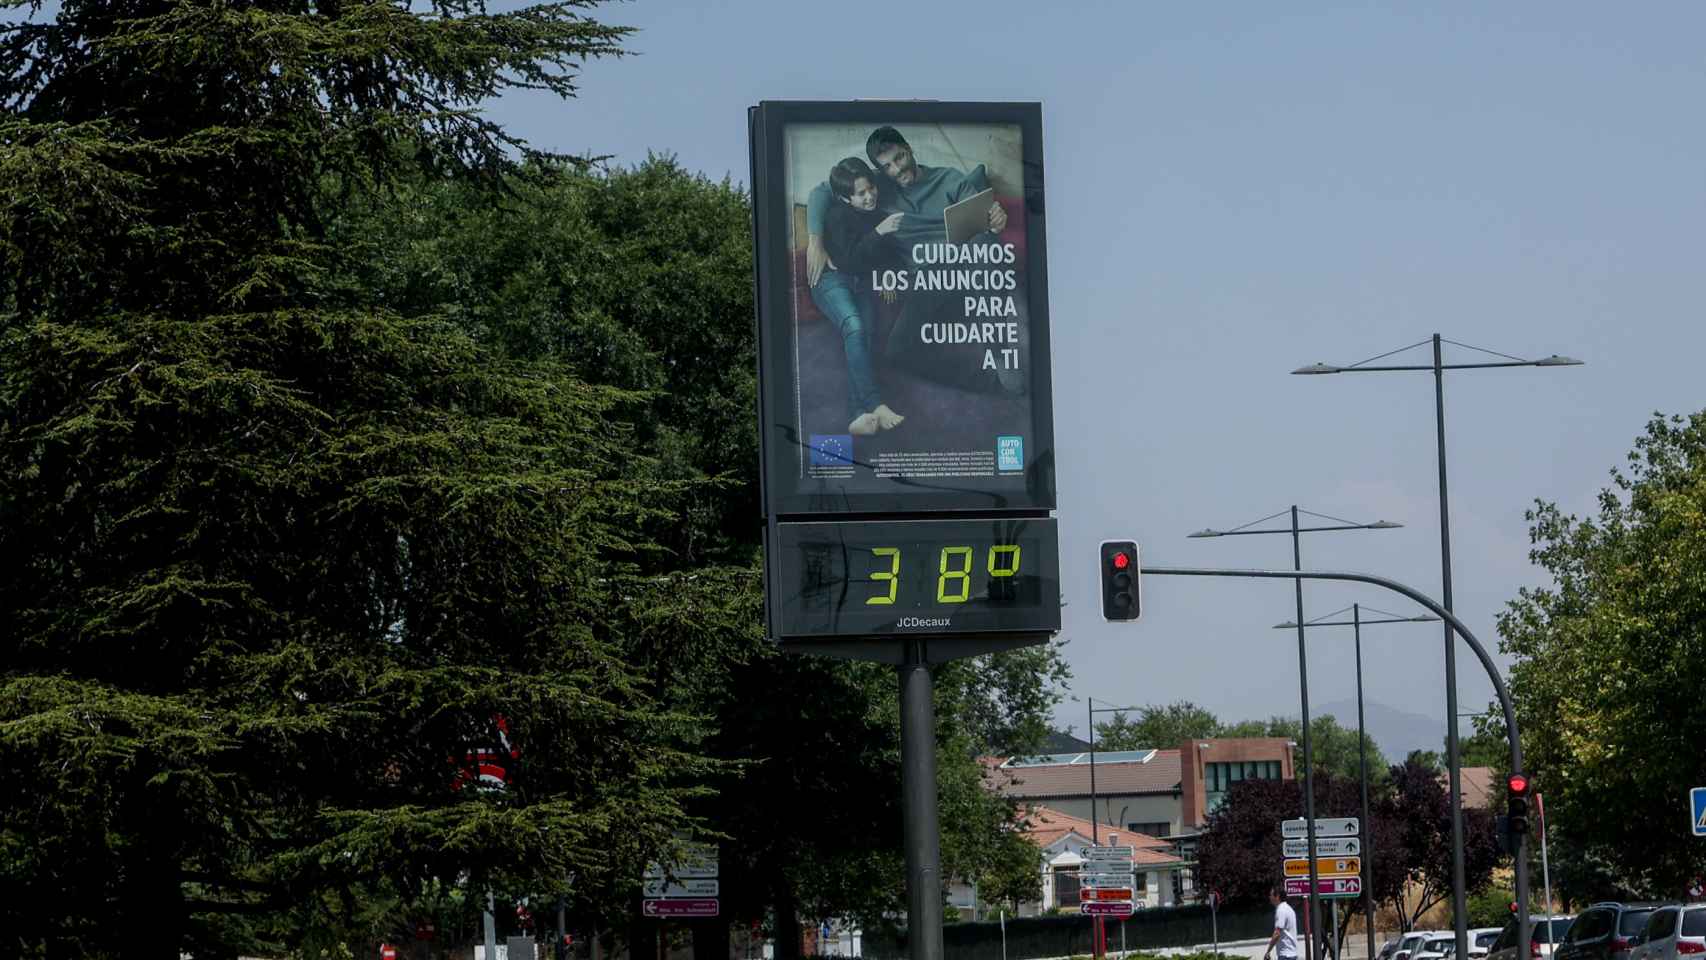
[803,125,1023,439]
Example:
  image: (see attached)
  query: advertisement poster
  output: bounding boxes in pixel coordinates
[751,102,1055,516]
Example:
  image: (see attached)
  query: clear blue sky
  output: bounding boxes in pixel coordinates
[488,2,1706,744]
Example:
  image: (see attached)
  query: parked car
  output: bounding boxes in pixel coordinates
[1379,938,1404,960]
[1397,931,1443,960]
[1487,915,1577,960]
[1557,903,1666,960]
[1415,933,1460,960]
[1628,903,1706,960]
[1471,928,1508,958]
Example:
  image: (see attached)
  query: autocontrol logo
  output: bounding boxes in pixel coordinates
[897,616,952,629]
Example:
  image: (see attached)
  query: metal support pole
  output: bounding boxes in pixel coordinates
[900,638,945,960]
[1293,507,1321,960]
[1433,334,1469,960]
[485,891,499,960]
[1137,565,1530,960]
[1088,699,1102,959]
[1355,605,1375,960]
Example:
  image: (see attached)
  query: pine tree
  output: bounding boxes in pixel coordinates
[0,1,722,956]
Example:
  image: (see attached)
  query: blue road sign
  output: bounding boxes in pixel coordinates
[1692,787,1706,837]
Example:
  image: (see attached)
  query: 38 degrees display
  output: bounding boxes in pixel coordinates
[773,518,1061,639]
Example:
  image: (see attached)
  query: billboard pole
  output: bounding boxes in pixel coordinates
[900,638,945,960]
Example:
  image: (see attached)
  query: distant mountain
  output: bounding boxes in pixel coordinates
[1038,729,1092,753]
[1314,698,1447,762]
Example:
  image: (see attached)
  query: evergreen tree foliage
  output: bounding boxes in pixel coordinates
[333,157,1074,936]
[0,0,745,956]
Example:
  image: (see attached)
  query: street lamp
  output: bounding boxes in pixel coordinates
[1274,604,1439,960]
[1084,697,1144,959]
[1189,506,1401,960]
[1292,334,1581,959]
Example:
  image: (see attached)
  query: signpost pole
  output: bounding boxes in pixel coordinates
[1355,605,1375,960]
[900,638,945,960]
[1211,894,1220,957]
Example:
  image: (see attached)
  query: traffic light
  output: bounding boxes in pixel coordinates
[1494,814,1514,854]
[1100,541,1141,621]
[1506,772,1531,840]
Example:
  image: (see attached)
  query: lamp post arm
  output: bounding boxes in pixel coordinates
[1140,564,1521,771]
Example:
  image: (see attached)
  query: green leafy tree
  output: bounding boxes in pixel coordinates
[1498,411,1706,897]
[1094,700,1222,750]
[0,0,767,956]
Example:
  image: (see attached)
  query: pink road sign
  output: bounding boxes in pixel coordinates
[1082,901,1135,917]
[1283,877,1362,898]
[643,899,719,918]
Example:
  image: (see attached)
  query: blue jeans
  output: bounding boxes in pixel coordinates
[810,270,883,421]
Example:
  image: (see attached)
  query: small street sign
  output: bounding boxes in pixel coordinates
[642,899,719,918]
[1082,859,1135,875]
[1284,877,1362,899]
[1284,857,1362,878]
[1085,845,1136,860]
[1091,888,1134,901]
[643,878,720,898]
[1281,817,1359,840]
[1283,837,1360,858]
[1080,873,1136,889]
[644,843,719,881]
[1691,787,1706,838]
[1082,901,1135,917]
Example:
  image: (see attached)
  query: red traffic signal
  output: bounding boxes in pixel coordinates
[1508,773,1530,795]
[1099,540,1141,622]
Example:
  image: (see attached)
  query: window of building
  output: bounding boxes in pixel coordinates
[1126,821,1171,838]
[1053,868,1080,907]
[1204,759,1284,812]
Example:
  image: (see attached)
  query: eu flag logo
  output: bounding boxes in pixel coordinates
[809,434,853,466]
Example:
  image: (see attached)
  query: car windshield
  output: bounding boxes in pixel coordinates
[1539,919,1572,943]
[1477,933,1501,947]
[1621,911,1654,937]
[1682,910,1706,937]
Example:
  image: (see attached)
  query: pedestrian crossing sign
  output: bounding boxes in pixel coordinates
[1692,787,1706,837]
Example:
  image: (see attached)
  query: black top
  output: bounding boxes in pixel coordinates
[824,201,902,280]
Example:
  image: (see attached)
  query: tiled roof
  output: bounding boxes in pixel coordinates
[1019,806,1181,866]
[986,750,1183,799]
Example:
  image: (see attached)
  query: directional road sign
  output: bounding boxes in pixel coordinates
[1283,837,1360,858]
[643,879,720,898]
[1284,857,1361,878]
[1284,876,1362,899]
[1080,874,1136,889]
[1090,888,1134,902]
[1692,787,1706,837]
[1082,901,1135,917]
[642,899,719,918]
[644,843,718,881]
[1086,845,1136,860]
[1281,817,1359,840]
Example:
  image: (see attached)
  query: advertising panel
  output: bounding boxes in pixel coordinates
[750,101,1054,517]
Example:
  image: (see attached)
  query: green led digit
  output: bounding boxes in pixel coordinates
[866,547,900,605]
[937,546,973,603]
[988,544,1022,577]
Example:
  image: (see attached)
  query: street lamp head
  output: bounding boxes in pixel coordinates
[1532,354,1584,367]
[1273,621,1299,629]
[1187,528,1223,538]
[1291,362,1341,375]
[1410,615,1442,622]
[1365,520,1403,529]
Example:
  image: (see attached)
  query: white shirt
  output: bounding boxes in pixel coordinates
[1274,901,1299,958]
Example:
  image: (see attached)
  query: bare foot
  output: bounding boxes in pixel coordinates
[849,412,880,436]
[873,404,906,430]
